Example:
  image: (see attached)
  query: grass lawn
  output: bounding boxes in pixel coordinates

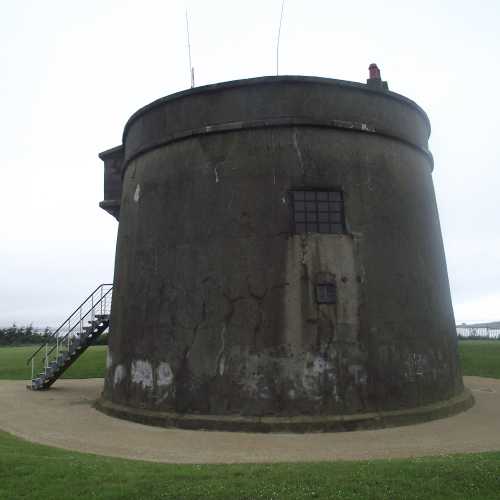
[1,341,498,381]
[458,340,500,379]
[0,345,106,380]
[0,340,499,499]
[0,429,499,500]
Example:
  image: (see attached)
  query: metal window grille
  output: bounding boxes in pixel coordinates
[291,190,345,234]
[316,283,337,304]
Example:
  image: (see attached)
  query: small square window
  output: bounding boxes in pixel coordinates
[291,189,345,234]
[316,283,337,304]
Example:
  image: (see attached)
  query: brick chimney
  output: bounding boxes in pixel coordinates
[367,63,388,90]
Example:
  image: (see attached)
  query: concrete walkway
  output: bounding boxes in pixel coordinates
[1,376,499,464]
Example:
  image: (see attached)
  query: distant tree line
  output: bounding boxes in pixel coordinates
[0,325,109,346]
[0,325,51,346]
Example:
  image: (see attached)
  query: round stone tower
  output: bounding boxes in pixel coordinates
[97,73,472,431]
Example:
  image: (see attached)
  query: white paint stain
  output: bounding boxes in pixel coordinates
[301,356,335,394]
[313,357,330,373]
[113,364,125,385]
[131,359,154,389]
[242,374,272,400]
[133,184,141,202]
[157,362,174,387]
[404,353,427,381]
[106,350,113,369]
[218,356,225,376]
[214,167,219,183]
[258,384,273,400]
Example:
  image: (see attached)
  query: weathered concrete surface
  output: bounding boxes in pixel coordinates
[101,76,464,427]
[0,377,499,463]
[96,388,473,432]
[99,145,123,220]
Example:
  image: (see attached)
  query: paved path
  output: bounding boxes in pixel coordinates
[0,376,499,464]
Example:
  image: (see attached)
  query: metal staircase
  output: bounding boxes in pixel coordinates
[26,284,113,390]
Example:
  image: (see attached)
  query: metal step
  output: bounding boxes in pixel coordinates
[26,290,111,389]
[30,378,44,390]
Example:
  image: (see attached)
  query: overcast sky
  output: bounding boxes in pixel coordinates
[1,0,499,326]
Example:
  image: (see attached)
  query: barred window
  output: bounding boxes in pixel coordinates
[290,190,345,234]
[316,283,337,304]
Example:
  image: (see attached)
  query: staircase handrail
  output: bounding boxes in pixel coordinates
[42,286,113,363]
[26,283,113,366]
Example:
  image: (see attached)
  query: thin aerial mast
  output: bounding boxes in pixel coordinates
[185,9,195,88]
[276,0,286,75]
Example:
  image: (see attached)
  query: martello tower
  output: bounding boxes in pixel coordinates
[96,68,472,431]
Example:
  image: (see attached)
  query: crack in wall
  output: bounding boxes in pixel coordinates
[215,325,226,376]
[185,323,200,360]
[299,234,310,283]
[320,309,336,358]
[246,279,269,351]
[215,291,246,377]
[293,127,305,172]
[271,282,290,291]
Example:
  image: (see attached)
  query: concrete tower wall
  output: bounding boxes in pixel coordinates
[99,77,469,431]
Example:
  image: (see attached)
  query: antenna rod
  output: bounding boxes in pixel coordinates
[185,9,195,88]
[276,0,286,76]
